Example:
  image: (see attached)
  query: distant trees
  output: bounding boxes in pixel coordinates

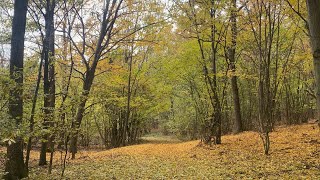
[172,0,249,144]
[175,0,226,145]
[72,0,166,149]
[4,0,28,179]
[167,0,315,148]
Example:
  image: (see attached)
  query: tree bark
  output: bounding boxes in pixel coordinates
[306,0,320,127]
[229,0,242,133]
[4,0,28,179]
[39,0,56,166]
[70,68,96,159]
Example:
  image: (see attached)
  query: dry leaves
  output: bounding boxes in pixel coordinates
[1,124,319,179]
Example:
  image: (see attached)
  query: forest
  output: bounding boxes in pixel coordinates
[0,0,319,179]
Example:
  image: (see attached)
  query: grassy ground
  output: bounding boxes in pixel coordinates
[1,124,319,179]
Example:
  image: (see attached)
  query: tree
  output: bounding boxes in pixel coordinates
[4,0,28,179]
[229,0,242,133]
[68,0,125,159]
[209,0,223,144]
[38,0,56,166]
[175,0,228,144]
[306,0,320,127]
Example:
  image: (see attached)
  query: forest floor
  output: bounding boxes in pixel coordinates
[1,123,320,179]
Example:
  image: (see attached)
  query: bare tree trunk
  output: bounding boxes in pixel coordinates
[4,0,28,179]
[124,50,133,146]
[306,0,320,127]
[229,0,242,133]
[48,144,54,174]
[25,50,44,170]
[40,0,56,166]
[70,68,96,159]
[60,135,69,177]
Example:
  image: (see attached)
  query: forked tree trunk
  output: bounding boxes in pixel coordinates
[69,0,123,159]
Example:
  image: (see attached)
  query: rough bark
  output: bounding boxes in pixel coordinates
[229,0,242,133]
[4,0,28,179]
[306,0,320,127]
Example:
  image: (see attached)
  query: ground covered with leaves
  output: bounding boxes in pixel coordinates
[1,124,319,179]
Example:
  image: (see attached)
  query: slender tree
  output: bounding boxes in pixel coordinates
[4,0,29,179]
[39,0,56,166]
[229,0,242,133]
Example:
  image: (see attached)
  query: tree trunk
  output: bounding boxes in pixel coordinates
[40,0,56,166]
[25,49,44,170]
[229,0,242,133]
[4,0,28,179]
[70,68,96,159]
[306,0,320,127]
[124,47,133,146]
